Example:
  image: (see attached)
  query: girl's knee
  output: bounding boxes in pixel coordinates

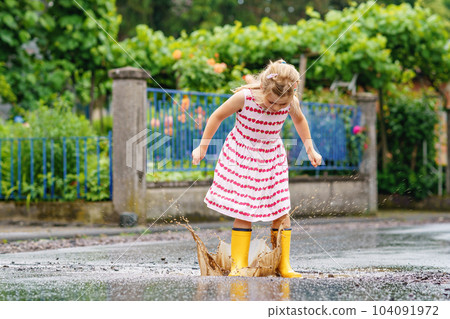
[272,214,290,228]
[273,214,289,222]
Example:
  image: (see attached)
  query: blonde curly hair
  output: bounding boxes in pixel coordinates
[232,59,300,116]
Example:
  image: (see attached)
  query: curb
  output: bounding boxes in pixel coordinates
[0,221,235,242]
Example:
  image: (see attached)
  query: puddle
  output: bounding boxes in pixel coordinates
[1,213,449,300]
[181,218,282,277]
[180,218,350,279]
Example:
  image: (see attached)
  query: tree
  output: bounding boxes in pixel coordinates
[0,0,67,112]
[0,0,121,115]
[116,0,376,38]
[38,0,121,122]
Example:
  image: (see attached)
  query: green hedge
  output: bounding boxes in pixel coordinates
[377,93,440,200]
[0,99,110,202]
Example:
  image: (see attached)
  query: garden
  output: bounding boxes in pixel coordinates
[0,0,449,201]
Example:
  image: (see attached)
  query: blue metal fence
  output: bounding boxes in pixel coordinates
[147,88,363,172]
[0,132,112,201]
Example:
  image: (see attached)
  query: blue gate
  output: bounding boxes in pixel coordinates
[147,88,362,172]
[0,133,112,201]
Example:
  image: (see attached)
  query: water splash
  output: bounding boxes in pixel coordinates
[175,216,288,277]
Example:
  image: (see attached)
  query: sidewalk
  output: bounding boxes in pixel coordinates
[0,221,234,242]
[0,211,448,242]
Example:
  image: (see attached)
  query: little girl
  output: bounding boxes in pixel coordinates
[192,59,322,277]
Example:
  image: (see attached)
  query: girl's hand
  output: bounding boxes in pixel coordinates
[192,146,207,165]
[308,149,322,168]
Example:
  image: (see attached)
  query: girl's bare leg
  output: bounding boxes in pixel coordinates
[233,218,252,229]
[271,214,291,230]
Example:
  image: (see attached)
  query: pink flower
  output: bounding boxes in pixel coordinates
[150,118,160,128]
[213,62,227,73]
[164,115,173,127]
[164,127,173,136]
[353,125,363,135]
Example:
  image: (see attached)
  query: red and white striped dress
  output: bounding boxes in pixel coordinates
[204,88,291,222]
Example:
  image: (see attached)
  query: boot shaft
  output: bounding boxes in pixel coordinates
[270,228,292,250]
[230,228,252,266]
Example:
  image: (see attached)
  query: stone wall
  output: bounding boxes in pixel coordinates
[146,176,371,223]
[379,194,450,211]
[0,175,368,225]
[0,201,114,225]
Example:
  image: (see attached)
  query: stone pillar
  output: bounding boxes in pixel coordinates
[355,93,378,212]
[108,67,149,224]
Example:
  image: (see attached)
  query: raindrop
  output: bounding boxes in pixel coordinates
[288,6,294,13]
[265,7,270,13]
[238,0,244,5]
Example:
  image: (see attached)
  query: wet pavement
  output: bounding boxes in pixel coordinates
[0,212,449,301]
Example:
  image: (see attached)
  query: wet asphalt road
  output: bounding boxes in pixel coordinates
[0,214,449,301]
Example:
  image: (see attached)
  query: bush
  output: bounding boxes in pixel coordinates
[0,99,110,202]
[377,93,440,199]
[92,115,113,136]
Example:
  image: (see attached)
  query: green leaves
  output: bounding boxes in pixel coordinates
[378,92,440,199]
[2,14,17,29]
[0,102,109,202]
[4,0,15,9]
[1,0,121,111]
[0,31,15,46]
[0,63,16,103]
[18,30,30,43]
[23,11,38,27]
[114,2,449,95]
[306,6,321,19]
[39,15,55,31]
[1,1,449,116]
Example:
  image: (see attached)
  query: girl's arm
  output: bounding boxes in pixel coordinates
[289,96,322,167]
[192,90,245,165]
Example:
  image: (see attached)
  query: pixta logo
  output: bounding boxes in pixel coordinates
[126,129,171,173]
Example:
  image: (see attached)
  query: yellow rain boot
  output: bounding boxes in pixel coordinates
[271,228,302,278]
[228,228,252,277]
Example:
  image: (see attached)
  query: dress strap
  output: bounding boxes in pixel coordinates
[237,88,250,114]
[243,88,250,101]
